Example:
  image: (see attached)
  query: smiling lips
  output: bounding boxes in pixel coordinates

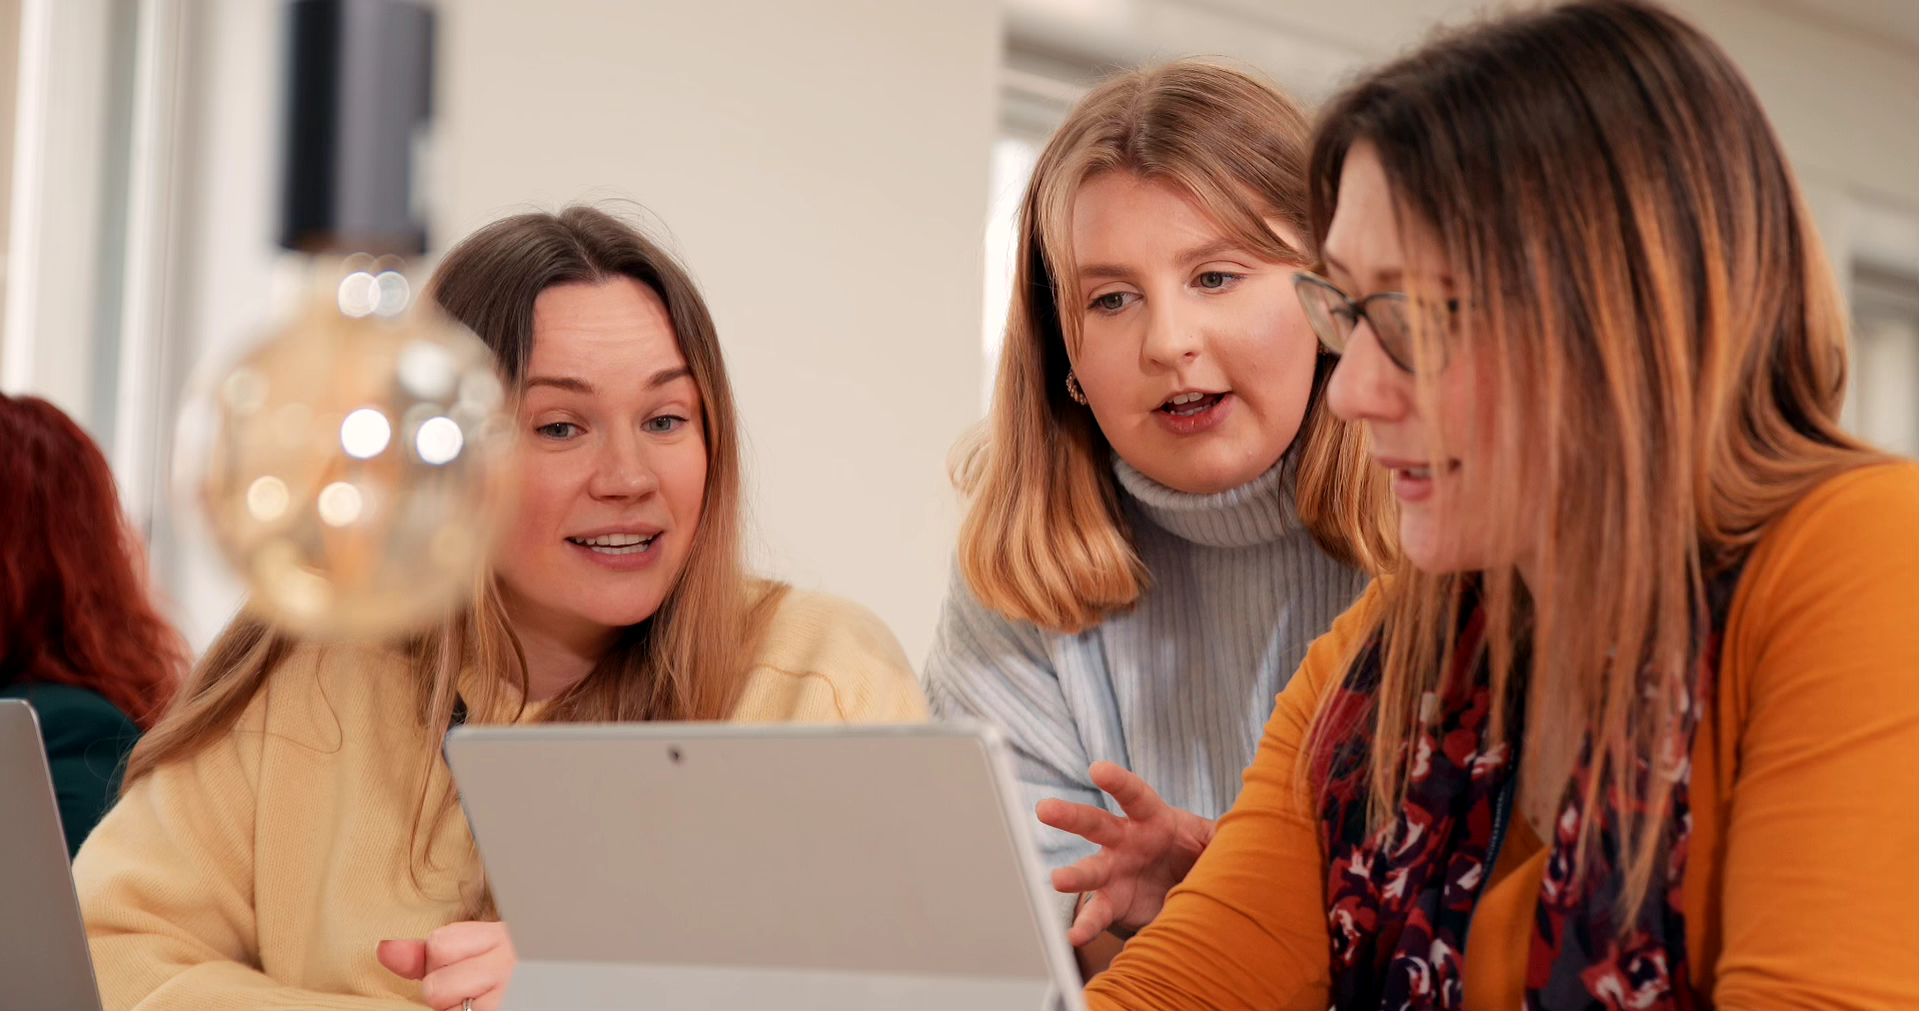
[564,529,665,573]
[567,532,657,556]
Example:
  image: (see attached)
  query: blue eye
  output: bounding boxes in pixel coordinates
[535,421,581,440]
[1089,292,1136,313]
[644,415,687,435]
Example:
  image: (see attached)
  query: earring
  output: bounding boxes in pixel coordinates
[1065,370,1088,405]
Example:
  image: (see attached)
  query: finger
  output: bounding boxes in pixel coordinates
[1067,889,1115,947]
[1050,852,1115,894]
[419,947,516,1011]
[1034,797,1127,848]
[376,939,428,981]
[1192,815,1219,849]
[425,921,510,972]
[1089,762,1167,822]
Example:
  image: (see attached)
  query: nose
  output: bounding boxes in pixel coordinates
[1139,294,1202,369]
[1326,319,1412,424]
[586,427,660,502]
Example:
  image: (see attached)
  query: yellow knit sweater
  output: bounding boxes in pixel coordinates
[73,589,928,1010]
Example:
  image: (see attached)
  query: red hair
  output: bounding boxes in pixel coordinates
[0,394,184,726]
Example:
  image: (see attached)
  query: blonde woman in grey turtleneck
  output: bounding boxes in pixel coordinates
[922,61,1391,963]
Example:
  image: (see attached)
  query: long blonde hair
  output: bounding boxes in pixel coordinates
[958,60,1392,634]
[127,207,784,909]
[1304,0,1887,921]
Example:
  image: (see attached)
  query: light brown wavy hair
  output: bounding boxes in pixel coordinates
[1304,0,1887,921]
[126,207,783,913]
[957,60,1393,634]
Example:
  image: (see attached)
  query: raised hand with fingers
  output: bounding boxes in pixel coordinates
[377,920,517,1011]
[1036,761,1217,947]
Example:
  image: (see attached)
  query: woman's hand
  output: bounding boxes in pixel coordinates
[1037,761,1217,946]
[377,921,517,1011]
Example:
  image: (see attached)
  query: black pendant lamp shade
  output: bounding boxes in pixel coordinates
[278,0,434,256]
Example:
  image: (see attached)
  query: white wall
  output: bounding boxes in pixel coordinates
[1004,0,1919,438]
[129,0,999,661]
[14,0,1911,659]
[1,0,118,434]
[145,0,302,650]
[435,0,998,665]
[1007,0,1919,210]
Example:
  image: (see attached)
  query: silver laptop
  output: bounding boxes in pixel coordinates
[446,722,1086,1011]
[0,699,105,1011]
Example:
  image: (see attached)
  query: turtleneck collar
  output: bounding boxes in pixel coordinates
[1113,453,1299,548]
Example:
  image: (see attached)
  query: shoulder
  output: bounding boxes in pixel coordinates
[736,588,926,723]
[1762,460,1919,541]
[248,634,419,747]
[1259,576,1393,771]
[1725,461,1919,712]
[2,683,137,755]
[756,587,907,667]
[1737,461,1919,617]
[921,556,1075,720]
[926,557,1058,665]
[1294,575,1392,700]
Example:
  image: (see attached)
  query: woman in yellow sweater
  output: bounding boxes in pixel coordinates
[73,206,927,1011]
[1064,1,1919,1008]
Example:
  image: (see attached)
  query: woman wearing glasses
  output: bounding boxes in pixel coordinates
[922,60,1393,972]
[1069,1,1919,1007]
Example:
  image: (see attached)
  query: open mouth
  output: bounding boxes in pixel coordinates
[566,532,658,556]
[1393,461,1461,479]
[1159,391,1227,417]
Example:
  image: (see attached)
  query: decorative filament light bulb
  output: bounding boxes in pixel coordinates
[176,0,512,639]
[178,255,512,638]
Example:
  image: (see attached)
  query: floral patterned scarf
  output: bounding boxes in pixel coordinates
[1315,570,1740,1011]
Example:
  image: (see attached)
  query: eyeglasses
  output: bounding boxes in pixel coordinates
[1291,270,1459,374]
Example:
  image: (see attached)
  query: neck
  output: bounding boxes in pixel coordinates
[498,587,618,703]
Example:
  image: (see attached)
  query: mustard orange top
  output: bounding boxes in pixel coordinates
[1087,462,1919,1010]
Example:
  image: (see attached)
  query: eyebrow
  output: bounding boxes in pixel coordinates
[524,375,595,394]
[1321,249,1454,293]
[1077,238,1251,282]
[644,366,693,390]
[1321,250,1401,287]
[1173,238,1246,264]
[523,367,692,395]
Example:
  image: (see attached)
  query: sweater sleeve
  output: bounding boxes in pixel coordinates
[1711,463,1919,1009]
[1085,578,1386,1011]
[72,689,420,1011]
[923,563,1105,904]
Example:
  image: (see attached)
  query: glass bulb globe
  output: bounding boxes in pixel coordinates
[176,256,515,639]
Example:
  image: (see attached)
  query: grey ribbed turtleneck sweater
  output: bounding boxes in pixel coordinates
[925,457,1368,910]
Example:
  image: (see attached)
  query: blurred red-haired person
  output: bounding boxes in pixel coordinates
[0,393,185,856]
